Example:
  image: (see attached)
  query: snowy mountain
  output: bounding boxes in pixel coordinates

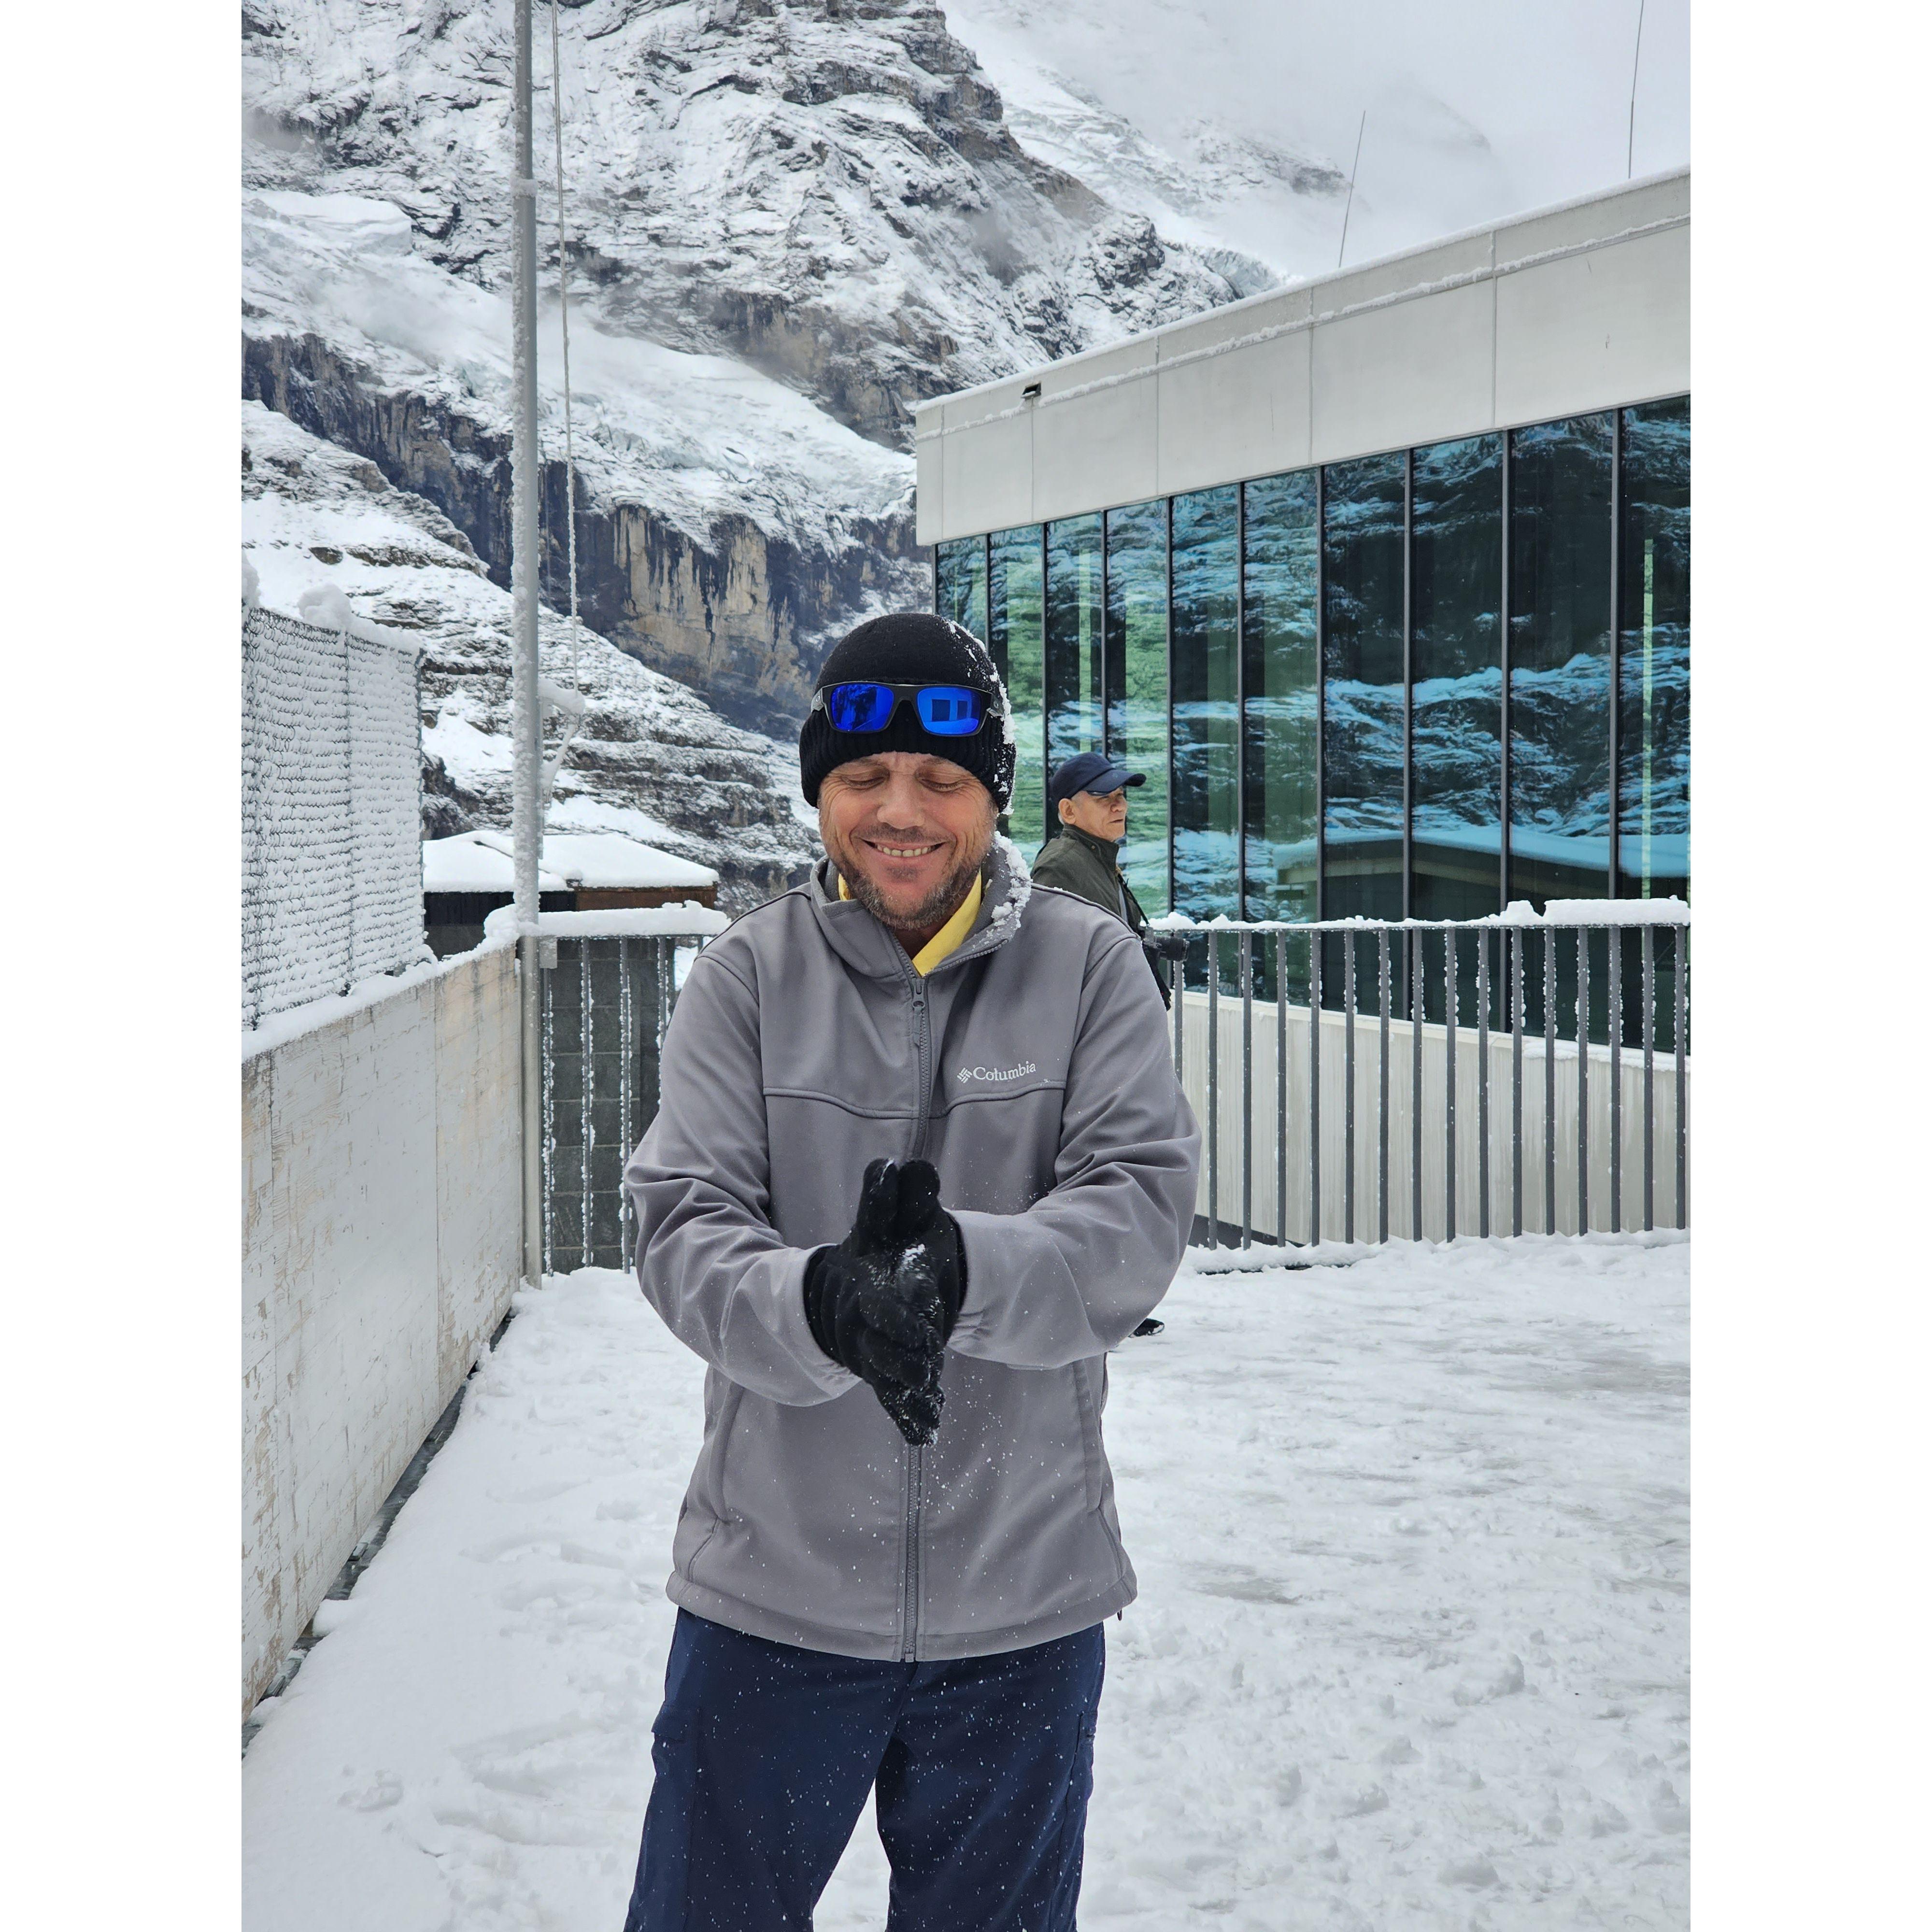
[243,399,818,913]
[242,3,1668,904]
[241,0,1250,746]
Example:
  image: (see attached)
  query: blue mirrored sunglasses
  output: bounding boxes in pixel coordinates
[814,680,995,737]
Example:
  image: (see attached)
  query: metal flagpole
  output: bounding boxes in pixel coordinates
[512,0,545,1288]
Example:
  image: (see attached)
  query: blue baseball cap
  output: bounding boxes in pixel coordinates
[1047,751,1146,818]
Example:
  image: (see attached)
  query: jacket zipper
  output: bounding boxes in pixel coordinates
[902,966,931,1662]
[893,896,1012,1662]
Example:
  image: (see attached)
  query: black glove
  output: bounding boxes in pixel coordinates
[1144,930,1192,963]
[888,1159,966,1342]
[804,1159,949,1444]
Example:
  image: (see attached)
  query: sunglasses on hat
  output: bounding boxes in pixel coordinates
[811,680,998,737]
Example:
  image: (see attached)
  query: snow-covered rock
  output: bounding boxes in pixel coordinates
[243,398,818,914]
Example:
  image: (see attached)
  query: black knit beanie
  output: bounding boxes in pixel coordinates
[799,611,1015,810]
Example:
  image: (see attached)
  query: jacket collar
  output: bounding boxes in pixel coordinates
[806,839,1031,984]
[1059,823,1123,870]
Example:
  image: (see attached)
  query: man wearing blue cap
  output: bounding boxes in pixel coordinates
[1033,753,1192,1343]
[1032,751,1189,1008]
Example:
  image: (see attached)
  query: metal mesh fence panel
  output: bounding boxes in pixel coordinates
[242,604,424,1028]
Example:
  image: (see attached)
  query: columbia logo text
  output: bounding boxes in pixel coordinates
[956,1062,1038,1085]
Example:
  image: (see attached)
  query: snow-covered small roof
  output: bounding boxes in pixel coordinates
[535,833,716,891]
[422,833,568,895]
[422,829,717,895]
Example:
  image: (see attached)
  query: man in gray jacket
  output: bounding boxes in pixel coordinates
[622,611,1200,1932]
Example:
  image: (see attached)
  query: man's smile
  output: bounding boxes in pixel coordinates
[864,837,946,860]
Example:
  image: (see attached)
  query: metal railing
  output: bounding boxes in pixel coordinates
[533,908,1687,1272]
[1160,910,1689,1249]
[538,930,710,1275]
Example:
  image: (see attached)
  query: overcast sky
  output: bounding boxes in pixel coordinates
[950,0,1689,270]
[1200,0,1691,199]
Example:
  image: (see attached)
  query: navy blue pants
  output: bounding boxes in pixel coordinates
[625,1611,1105,1932]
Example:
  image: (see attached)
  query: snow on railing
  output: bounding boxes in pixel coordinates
[242,601,425,1028]
[1150,904,1690,1249]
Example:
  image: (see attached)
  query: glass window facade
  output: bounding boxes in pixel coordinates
[1411,435,1504,921]
[935,535,985,641]
[1508,415,1614,905]
[1321,454,1408,925]
[1171,488,1240,919]
[931,394,1687,926]
[1618,399,1690,900]
[1241,470,1319,924]
[1105,500,1171,916]
[987,525,1044,852]
[1045,515,1104,776]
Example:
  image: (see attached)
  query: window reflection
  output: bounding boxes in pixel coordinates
[988,526,1045,852]
[1045,516,1104,780]
[1171,488,1240,919]
[936,537,986,643]
[1508,416,1614,905]
[1619,399,1689,902]
[1410,435,1503,921]
[1241,470,1319,926]
[933,396,1685,966]
[1104,501,1171,916]
[1322,454,1407,924]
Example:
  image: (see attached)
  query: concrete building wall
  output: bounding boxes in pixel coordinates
[242,942,522,1715]
[916,170,1689,545]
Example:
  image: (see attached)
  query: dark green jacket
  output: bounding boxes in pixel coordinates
[1030,824,1170,1006]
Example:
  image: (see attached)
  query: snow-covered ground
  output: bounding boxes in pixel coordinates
[243,1236,1688,1930]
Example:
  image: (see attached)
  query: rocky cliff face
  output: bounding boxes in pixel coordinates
[242,326,921,736]
[241,0,1246,743]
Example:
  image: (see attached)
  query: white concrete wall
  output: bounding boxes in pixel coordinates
[242,942,522,1714]
[1178,990,1688,1246]
[916,170,1689,545]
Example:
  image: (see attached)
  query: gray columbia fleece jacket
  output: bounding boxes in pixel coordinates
[623,840,1200,1662]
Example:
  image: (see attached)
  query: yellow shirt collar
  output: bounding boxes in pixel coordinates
[838,871,984,977]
